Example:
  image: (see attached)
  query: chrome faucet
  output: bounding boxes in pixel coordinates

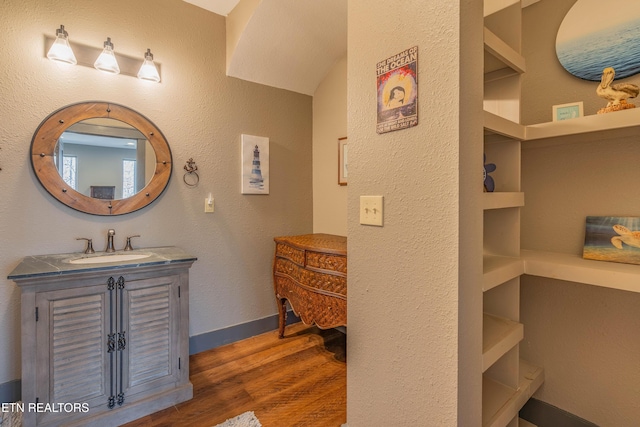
[106,229,116,253]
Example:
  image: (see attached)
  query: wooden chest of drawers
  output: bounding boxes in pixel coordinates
[273,233,347,338]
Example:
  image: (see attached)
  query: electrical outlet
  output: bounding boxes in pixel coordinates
[205,197,214,213]
[359,195,383,226]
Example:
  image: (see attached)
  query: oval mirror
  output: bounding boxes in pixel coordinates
[31,102,172,215]
[556,0,640,81]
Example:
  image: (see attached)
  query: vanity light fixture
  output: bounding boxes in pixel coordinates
[44,28,161,81]
[137,49,161,83]
[46,25,77,65]
[94,37,120,74]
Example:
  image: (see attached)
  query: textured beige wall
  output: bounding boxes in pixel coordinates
[346,1,483,425]
[0,0,312,385]
[521,0,640,424]
[312,55,347,236]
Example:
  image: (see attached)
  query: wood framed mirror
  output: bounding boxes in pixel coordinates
[31,101,172,215]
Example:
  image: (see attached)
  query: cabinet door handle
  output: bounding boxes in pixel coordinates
[117,331,126,351]
[107,333,116,353]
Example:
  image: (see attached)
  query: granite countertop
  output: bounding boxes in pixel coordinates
[7,246,197,280]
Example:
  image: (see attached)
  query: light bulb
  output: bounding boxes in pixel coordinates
[47,25,77,65]
[137,48,161,82]
[94,37,120,74]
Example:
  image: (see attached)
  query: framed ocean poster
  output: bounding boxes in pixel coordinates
[583,216,640,265]
[241,134,269,194]
[556,0,640,81]
[376,46,418,134]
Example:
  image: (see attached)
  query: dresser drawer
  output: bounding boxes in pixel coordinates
[274,258,347,297]
[306,251,347,275]
[274,257,300,280]
[274,275,346,329]
[275,242,305,266]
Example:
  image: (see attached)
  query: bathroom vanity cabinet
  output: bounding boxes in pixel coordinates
[8,247,196,427]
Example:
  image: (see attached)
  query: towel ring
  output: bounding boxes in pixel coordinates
[183,158,199,187]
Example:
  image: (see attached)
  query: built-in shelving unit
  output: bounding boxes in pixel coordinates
[482,1,542,426]
[481,1,640,425]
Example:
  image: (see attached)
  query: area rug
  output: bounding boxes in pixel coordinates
[213,411,262,427]
[0,406,22,427]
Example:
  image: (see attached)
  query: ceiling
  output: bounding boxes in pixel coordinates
[183,0,240,16]
[183,0,348,96]
[182,0,538,96]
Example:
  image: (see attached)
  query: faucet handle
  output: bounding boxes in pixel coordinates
[124,235,141,251]
[76,238,95,254]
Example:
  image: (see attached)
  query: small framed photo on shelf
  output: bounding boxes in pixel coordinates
[552,101,583,122]
[583,216,640,266]
[338,137,348,186]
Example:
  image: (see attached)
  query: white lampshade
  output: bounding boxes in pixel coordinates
[47,25,77,65]
[137,49,161,82]
[94,37,120,74]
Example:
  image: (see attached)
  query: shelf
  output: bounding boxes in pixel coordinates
[484,111,525,141]
[483,360,544,427]
[524,108,640,144]
[483,192,524,210]
[519,419,537,427]
[483,313,524,372]
[484,27,526,82]
[483,255,524,292]
[522,250,640,293]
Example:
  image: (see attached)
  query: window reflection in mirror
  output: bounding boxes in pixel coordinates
[54,118,157,200]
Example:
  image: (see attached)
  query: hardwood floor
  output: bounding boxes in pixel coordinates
[122,322,346,427]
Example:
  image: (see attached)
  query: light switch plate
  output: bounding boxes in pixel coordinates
[360,195,383,226]
[205,198,214,213]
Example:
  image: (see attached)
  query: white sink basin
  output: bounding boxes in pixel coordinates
[68,253,151,265]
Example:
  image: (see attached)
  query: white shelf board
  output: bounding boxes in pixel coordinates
[484,27,526,80]
[484,111,525,141]
[483,313,524,372]
[522,249,640,293]
[483,359,544,427]
[483,192,524,210]
[483,255,524,292]
[524,108,640,143]
[519,419,537,427]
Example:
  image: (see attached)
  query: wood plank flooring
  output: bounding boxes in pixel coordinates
[122,322,346,427]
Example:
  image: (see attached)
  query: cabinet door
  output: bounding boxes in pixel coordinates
[120,274,182,402]
[35,282,111,425]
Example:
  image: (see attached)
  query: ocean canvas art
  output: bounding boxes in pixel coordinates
[556,0,640,81]
[583,216,640,266]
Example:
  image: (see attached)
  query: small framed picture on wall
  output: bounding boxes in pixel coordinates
[241,134,269,194]
[338,137,347,185]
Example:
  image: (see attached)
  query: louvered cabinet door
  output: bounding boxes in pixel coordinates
[121,274,182,401]
[34,284,110,426]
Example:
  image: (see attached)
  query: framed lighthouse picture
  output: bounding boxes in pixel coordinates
[241,134,270,194]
